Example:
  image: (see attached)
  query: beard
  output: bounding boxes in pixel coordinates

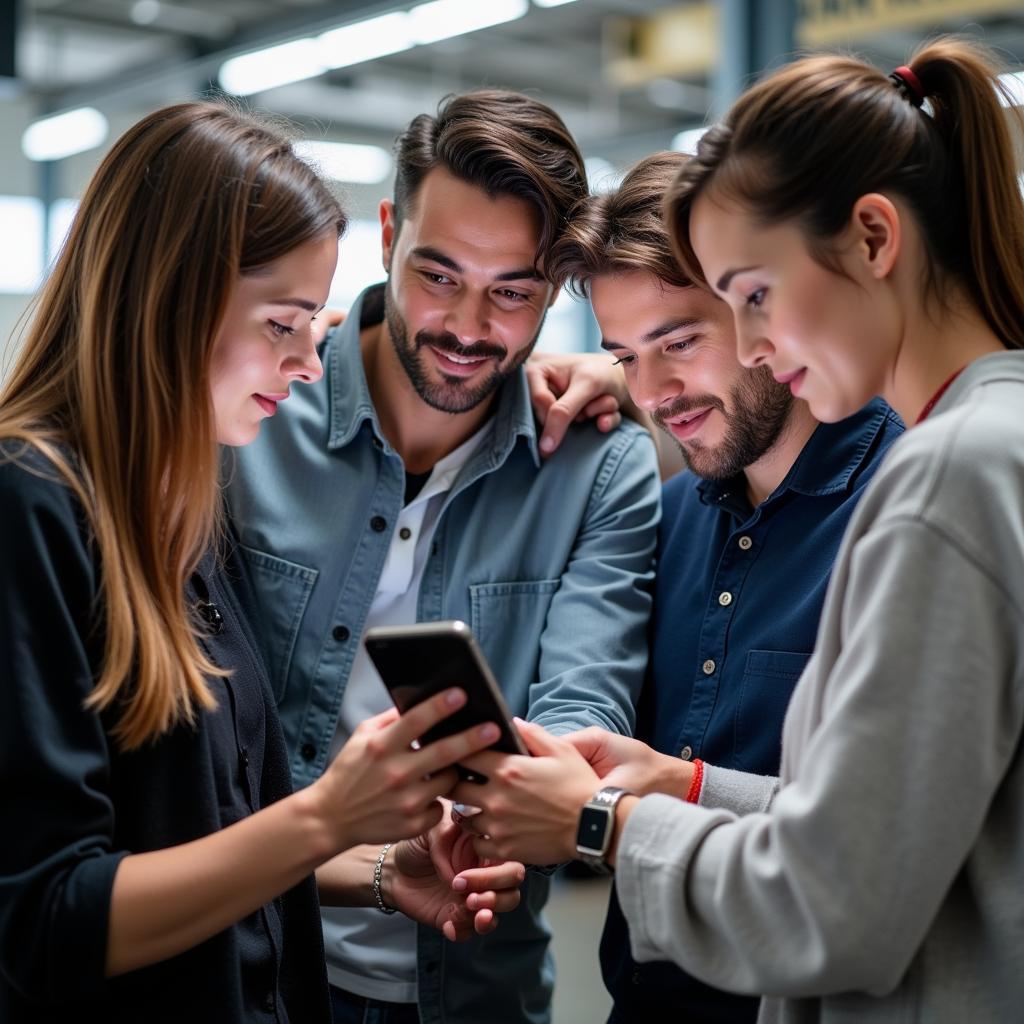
[384,282,544,414]
[652,365,793,480]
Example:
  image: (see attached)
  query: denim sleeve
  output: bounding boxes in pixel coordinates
[0,462,127,1004]
[526,426,660,737]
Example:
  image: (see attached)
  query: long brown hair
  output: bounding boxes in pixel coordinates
[665,37,1024,350]
[393,90,588,281]
[0,101,345,749]
[549,151,693,297]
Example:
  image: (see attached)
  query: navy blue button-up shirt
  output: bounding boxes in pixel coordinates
[602,398,905,1023]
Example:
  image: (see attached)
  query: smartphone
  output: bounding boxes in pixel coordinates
[364,620,528,761]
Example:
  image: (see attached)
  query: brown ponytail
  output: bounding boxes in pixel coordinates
[665,36,1024,350]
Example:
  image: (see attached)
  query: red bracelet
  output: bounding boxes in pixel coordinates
[685,758,704,803]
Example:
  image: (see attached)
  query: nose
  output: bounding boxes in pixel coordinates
[284,326,324,384]
[632,355,683,413]
[444,289,490,346]
[735,319,774,370]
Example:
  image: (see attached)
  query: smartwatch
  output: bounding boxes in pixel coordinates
[575,786,632,874]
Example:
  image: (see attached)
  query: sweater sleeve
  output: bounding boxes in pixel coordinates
[615,514,1024,998]
[0,459,128,1003]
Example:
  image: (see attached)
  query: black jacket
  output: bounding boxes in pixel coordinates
[0,449,330,1022]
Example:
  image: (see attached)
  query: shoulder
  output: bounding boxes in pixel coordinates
[0,441,82,522]
[547,418,659,502]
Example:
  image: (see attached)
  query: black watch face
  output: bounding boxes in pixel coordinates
[577,805,610,854]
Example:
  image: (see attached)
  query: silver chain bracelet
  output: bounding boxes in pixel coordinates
[373,842,397,915]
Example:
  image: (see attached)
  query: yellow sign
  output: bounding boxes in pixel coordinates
[606,0,1023,86]
[797,0,1024,48]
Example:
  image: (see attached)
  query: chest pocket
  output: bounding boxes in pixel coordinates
[238,545,318,703]
[469,579,560,715]
[733,649,811,773]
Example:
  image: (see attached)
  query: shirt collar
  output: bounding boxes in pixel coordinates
[697,397,896,509]
[325,283,541,468]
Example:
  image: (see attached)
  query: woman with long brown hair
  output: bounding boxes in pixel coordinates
[0,101,520,1022]
[451,36,1024,1022]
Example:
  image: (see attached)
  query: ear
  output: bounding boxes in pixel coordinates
[848,193,901,281]
[379,199,396,273]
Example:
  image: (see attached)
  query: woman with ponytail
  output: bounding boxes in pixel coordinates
[0,101,521,1023]
[459,37,1024,1022]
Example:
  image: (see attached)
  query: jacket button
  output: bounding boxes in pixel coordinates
[399,527,412,541]
[333,625,350,642]
[240,746,249,768]
[679,745,692,761]
[371,515,387,532]
[718,591,733,606]
[738,535,753,550]
[702,659,716,675]
[263,991,276,1012]
[300,743,316,762]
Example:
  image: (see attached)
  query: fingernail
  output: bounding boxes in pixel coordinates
[480,723,499,742]
[540,436,554,454]
[512,716,527,726]
[445,688,466,707]
[452,877,468,891]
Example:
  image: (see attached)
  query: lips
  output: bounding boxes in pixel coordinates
[253,391,289,416]
[773,368,807,395]
[664,407,713,441]
[428,346,494,378]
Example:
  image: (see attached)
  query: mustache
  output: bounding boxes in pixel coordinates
[414,330,506,362]
[651,393,725,429]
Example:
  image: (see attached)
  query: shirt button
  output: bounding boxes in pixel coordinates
[718,591,733,606]
[300,743,316,762]
[372,436,383,450]
[702,659,716,675]
[399,527,412,541]
[371,515,387,533]
[263,991,276,1012]
[679,745,693,761]
[738,535,753,550]
[332,625,350,642]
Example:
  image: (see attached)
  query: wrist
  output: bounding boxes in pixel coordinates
[605,794,639,870]
[290,781,344,866]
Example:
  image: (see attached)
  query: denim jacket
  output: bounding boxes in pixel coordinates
[224,285,660,1024]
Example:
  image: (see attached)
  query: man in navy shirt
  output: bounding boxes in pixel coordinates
[532,152,904,1021]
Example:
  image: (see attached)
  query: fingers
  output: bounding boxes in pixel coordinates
[453,860,525,893]
[538,400,575,457]
[512,719,565,757]
[412,721,501,778]
[385,687,468,749]
[597,412,622,433]
[583,394,620,419]
[563,726,609,761]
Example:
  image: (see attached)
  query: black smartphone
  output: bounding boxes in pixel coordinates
[364,620,527,759]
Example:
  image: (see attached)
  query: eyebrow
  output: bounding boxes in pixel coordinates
[600,316,707,352]
[715,265,760,293]
[412,246,543,283]
[268,297,324,313]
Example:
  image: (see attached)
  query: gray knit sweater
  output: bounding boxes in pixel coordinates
[617,351,1024,1023]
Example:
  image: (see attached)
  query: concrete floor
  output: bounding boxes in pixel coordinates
[547,871,614,1024]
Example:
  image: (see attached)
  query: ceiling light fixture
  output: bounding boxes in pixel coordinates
[318,12,415,70]
[408,0,529,46]
[218,38,327,95]
[293,140,393,184]
[22,107,109,162]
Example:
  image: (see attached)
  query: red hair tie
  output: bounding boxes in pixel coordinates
[890,65,926,108]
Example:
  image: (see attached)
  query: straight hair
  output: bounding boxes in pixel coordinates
[665,36,1024,350]
[0,101,346,749]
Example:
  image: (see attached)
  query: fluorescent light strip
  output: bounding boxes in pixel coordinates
[218,38,327,96]
[219,0,530,96]
[293,140,393,184]
[22,107,109,162]
[408,0,529,45]
[532,0,580,7]
[318,12,415,70]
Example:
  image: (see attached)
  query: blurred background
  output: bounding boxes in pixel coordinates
[2,1,1023,1019]
[3,0,1024,373]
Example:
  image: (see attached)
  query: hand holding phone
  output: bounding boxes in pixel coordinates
[364,621,527,777]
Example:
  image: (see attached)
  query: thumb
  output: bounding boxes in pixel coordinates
[513,718,566,757]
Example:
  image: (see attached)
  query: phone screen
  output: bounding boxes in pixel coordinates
[365,628,525,756]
